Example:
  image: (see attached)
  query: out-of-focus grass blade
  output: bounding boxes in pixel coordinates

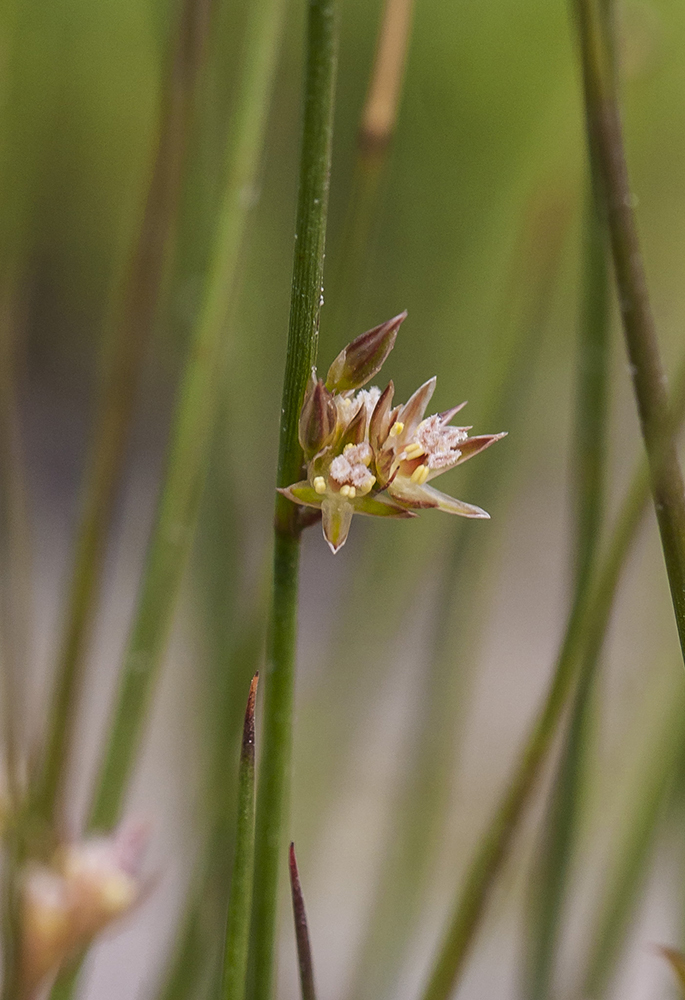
[347,182,572,1000]
[579,687,685,998]
[33,0,215,834]
[157,581,267,1000]
[419,341,685,1000]
[328,0,415,340]
[87,0,288,834]
[221,674,258,1000]
[0,275,32,798]
[289,844,317,1000]
[525,185,610,1000]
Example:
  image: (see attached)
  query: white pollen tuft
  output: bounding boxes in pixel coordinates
[330,455,352,484]
[412,414,468,470]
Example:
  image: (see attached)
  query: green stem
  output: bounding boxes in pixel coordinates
[87,0,287,833]
[221,675,258,1000]
[34,0,214,834]
[525,185,610,1000]
[419,348,685,1000]
[156,588,267,1000]
[249,3,339,999]
[574,0,685,660]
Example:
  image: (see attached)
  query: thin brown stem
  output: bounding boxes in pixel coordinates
[358,0,415,153]
[289,844,317,1000]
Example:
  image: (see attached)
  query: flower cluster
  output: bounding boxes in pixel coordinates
[19,823,147,996]
[280,312,506,553]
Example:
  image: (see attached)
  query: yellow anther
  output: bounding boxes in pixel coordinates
[348,486,356,498]
[362,451,372,466]
[360,476,375,494]
[403,442,424,460]
[389,421,404,437]
[313,476,326,494]
[343,443,355,454]
[340,484,351,497]
[411,464,429,485]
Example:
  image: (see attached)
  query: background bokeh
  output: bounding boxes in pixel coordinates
[2,0,685,997]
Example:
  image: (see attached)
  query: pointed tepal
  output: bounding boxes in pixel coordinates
[325,311,406,393]
[299,378,338,459]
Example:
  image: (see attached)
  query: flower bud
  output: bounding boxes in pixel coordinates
[325,311,406,393]
[298,378,338,459]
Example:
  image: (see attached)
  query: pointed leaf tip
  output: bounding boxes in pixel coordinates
[242,673,259,761]
[325,312,406,392]
[289,843,317,1000]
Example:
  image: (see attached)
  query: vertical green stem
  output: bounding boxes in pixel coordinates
[250,3,339,999]
[33,0,214,833]
[87,0,288,833]
[221,675,258,1000]
[574,0,685,659]
[525,187,610,1000]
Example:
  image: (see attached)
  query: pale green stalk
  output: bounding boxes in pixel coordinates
[87,0,287,833]
[46,1,288,995]
[33,0,215,835]
[249,3,339,998]
[157,593,266,1000]
[525,186,610,1000]
[221,674,258,1000]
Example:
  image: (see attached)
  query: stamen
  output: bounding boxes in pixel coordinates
[403,442,425,460]
[348,486,356,498]
[359,476,375,494]
[343,443,355,454]
[313,476,326,494]
[411,464,429,485]
[340,484,351,497]
[389,421,404,437]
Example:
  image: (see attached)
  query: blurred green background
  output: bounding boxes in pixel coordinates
[2,0,685,997]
